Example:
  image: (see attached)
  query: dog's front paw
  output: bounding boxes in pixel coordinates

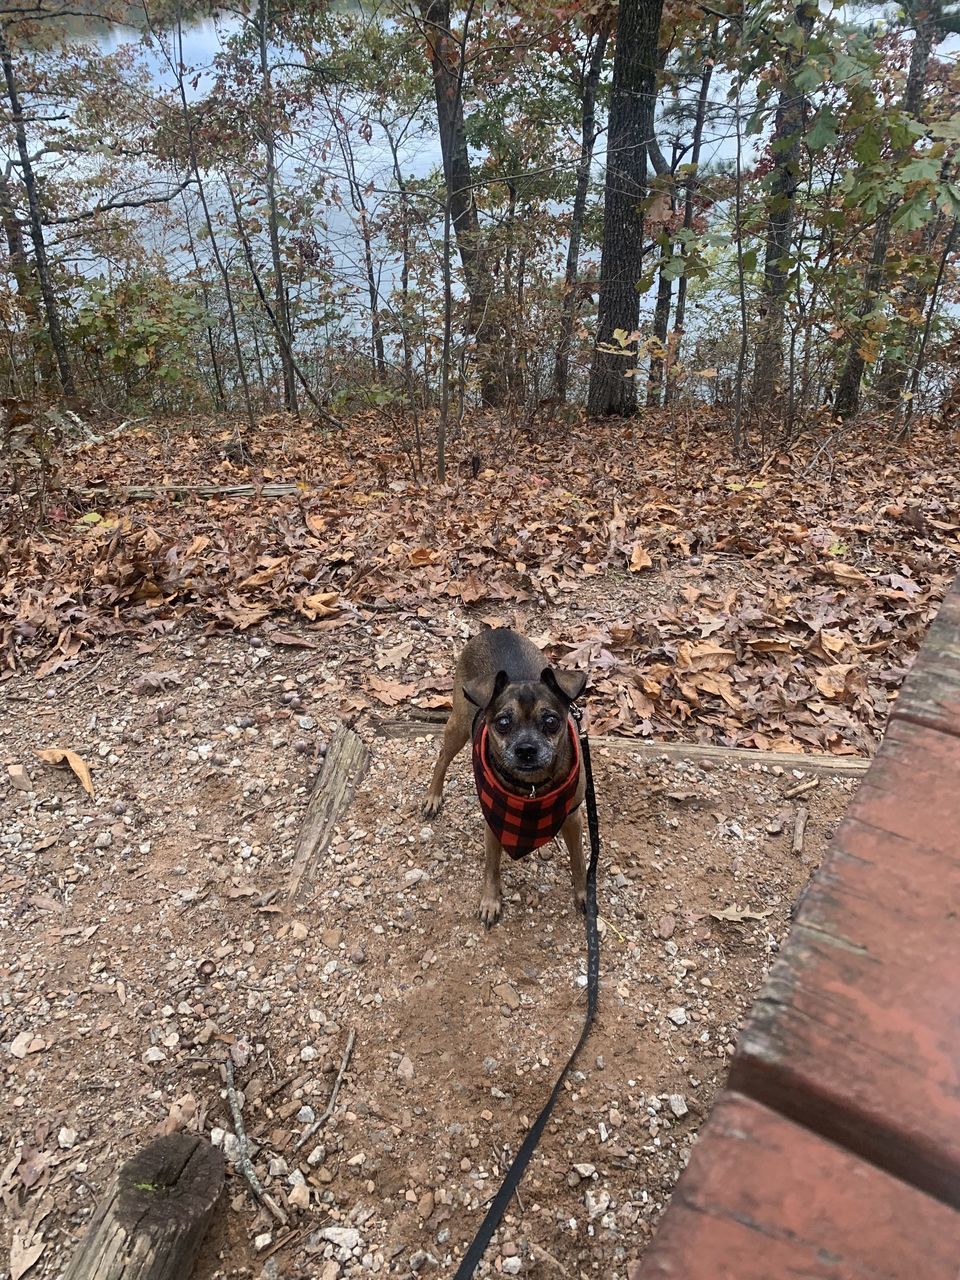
[422,792,442,819]
[574,887,587,914]
[478,892,503,928]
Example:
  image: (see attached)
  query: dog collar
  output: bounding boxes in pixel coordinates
[471,720,581,861]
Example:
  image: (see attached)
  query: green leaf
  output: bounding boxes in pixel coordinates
[807,107,838,152]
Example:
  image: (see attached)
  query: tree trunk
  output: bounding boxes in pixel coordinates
[0,164,53,386]
[587,0,664,417]
[0,29,75,398]
[750,1,816,408]
[179,191,226,408]
[666,37,714,405]
[647,245,672,407]
[833,8,936,419]
[553,26,608,404]
[419,0,504,406]
[258,0,298,413]
[874,160,950,406]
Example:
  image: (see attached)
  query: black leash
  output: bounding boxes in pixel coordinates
[453,703,601,1279]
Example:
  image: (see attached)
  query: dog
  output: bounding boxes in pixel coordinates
[423,628,588,926]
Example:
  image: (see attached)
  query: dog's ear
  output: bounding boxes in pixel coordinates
[541,666,587,705]
[463,669,511,709]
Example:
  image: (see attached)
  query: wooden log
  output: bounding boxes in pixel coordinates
[63,1134,224,1280]
[375,718,871,776]
[286,724,370,902]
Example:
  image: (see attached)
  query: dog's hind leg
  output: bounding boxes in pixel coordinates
[422,714,470,818]
[561,806,586,913]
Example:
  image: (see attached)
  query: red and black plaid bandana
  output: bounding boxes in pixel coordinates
[471,720,581,860]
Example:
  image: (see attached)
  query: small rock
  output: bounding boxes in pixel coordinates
[58,1127,78,1149]
[319,1264,341,1280]
[320,1226,360,1250]
[268,1156,288,1177]
[296,715,316,731]
[349,946,366,965]
[397,1055,415,1082]
[657,913,676,939]
[296,1105,316,1123]
[288,1181,310,1210]
[404,868,428,886]
[585,1188,611,1219]
[667,1007,688,1026]
[492,983,520,1011]
[290,921,309,941]
[254,1233,273,1252]
[7,764,31,791]
[668,1093,689,1118]
[142,1047,166,1064]
[321,928,342,950]
[417,1190,435,1219]
[572,1162,596,1179]
[502,1260,523,1276]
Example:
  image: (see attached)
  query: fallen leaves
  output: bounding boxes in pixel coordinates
[35,748,94,796]
[1,413,957,756]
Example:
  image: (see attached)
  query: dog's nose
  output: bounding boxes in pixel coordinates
[515,743,538,764]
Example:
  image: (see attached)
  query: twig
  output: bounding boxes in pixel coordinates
[529,1242,572,1276]
[294,1028,356,1152]
[792,805,809,856]
[783,776,819,800]
[224,1057,288,1225]
[60,652,108,693]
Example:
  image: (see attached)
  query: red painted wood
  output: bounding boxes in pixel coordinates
[730,715,960,1205]
[638,1092,960,1279]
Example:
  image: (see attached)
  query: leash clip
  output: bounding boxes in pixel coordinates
[570,701,585,734]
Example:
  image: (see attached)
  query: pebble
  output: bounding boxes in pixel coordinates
[58,1127,77,1149]
[668,1093,689,1118]
[502,1260,523,1276]
[667,1007,688,1026]
[297,715,316,730]
[493,982,520,1011]
[573,1162,596,1179]
[320,1226,360,1250]
[288,1181,310,1210]
[417,1190,435,1219]
[254,1232,273,1252]
[404,868,428,886]
[585,1188,612,1219]
[398,1055,415,1082]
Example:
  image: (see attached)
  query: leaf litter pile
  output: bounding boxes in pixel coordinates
[2,412,957,754]
[0,414,955,1280]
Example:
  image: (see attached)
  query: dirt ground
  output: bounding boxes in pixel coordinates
[0,618,861,1280]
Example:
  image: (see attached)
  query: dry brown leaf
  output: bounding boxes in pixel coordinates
[369,675,418,707]
[629,544,652,572]
[10,1230,45,1280]
[36,748,94,796]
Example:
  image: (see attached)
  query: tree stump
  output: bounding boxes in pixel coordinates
[63,1134,224,1280]
[286,723,370,902]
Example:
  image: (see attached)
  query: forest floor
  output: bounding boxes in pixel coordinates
[0,409,957,1280]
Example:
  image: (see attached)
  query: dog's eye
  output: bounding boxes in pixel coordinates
[494,714,512,732]
[542,713,561,733]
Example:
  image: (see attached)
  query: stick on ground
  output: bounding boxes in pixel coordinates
[294,1028,356,1152]
[286,725,370,902]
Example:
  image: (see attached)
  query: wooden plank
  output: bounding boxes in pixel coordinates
[63,1135,224,1280]
[892,588,960,737]
[375,718,871,775]
[637,1092,960,1279]
[730,714,960,1206]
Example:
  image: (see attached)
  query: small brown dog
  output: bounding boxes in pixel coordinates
[423,628,587,925]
